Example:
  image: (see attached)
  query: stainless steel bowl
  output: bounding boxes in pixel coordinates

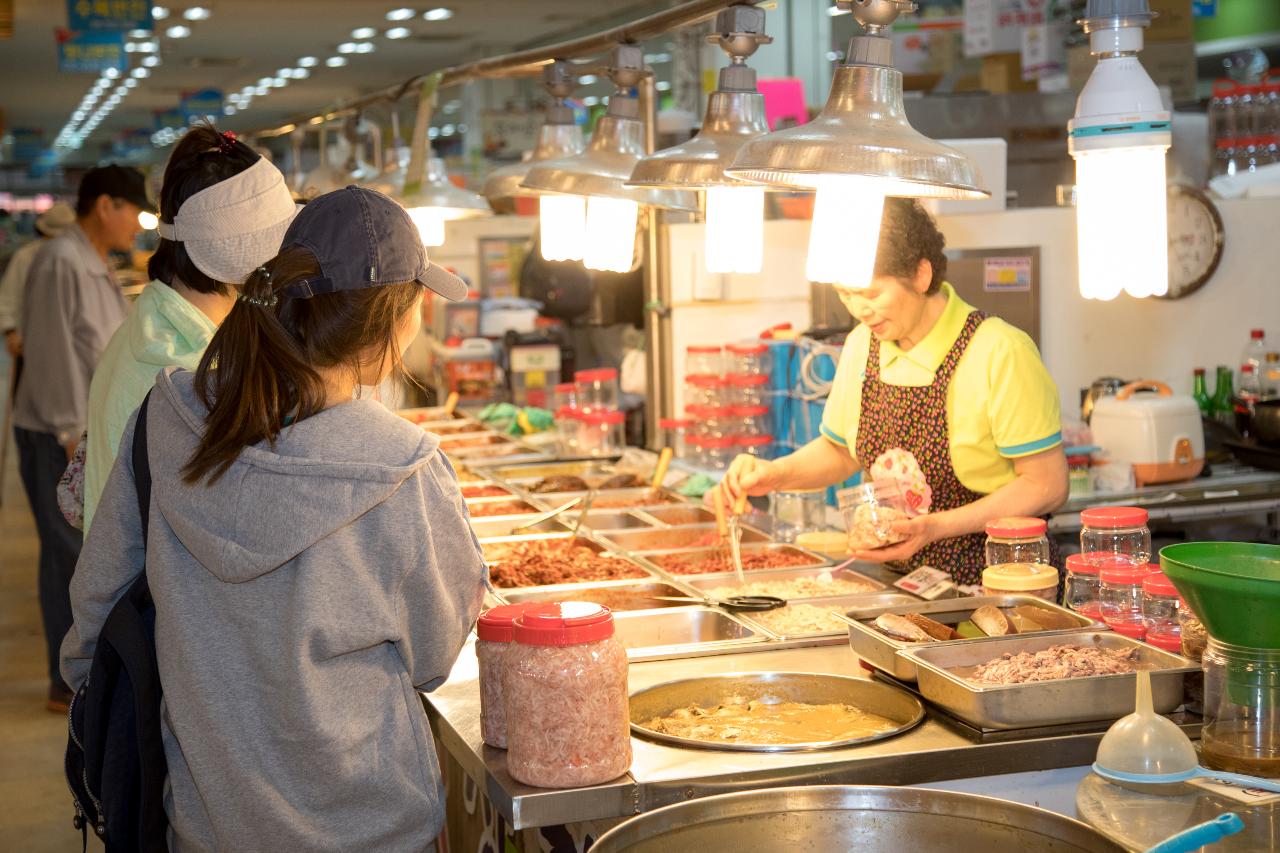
[590,785,1126,852]
[628,672,923,752]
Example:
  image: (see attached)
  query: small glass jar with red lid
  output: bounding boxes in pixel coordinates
[984,516,1052,568]
[694,406,735,442]
[504,602,631,788]
[685,344,723,378]
[737,434,774,459]
[1080,506,1151,567]
[700,436,737,470]
[1141,568,1182,647]
[1098,557,1151,638]
[1063,553,1103,619]
[575,368,620,412]
[580,409,625,456]
[684,374,726,411]
[555,406,582,457]
[658,417,694,461]
[734,404,770,438]
[476,604,538,749]
[726,373,768,407]
[726,341,770,376]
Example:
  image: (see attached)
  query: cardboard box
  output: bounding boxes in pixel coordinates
[981,52,1038,93]
[1147,0,1195,43]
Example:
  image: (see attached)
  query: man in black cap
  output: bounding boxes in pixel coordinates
[12,164,153,712]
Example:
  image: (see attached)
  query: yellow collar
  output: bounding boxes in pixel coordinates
[877,282,975,375]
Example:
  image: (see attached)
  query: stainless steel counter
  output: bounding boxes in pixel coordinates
[423,642,1198,831]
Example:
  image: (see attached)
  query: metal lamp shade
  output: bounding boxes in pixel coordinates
[483,123,585,201]
[726,64,988,199]
[628,91,769,189]
[521,112,698,212]
[401,157,491,220]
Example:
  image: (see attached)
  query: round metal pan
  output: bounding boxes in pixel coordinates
[628,671,924,753]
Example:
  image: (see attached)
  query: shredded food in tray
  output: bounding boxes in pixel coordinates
[461,484,511,499]
[589,492,678,509]
[650,549,821,575]
[642,699,897,745]
[747,604,850,636]
[467,500,536,518]
[707,574,877,600]
[969,644,1142,685]
[486,541,648,587]
[441,434,505,449]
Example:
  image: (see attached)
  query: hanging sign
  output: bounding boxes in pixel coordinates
[56,28,127,73]
[1191,1,1216,17]
[180,89,224,124]
[964,0,1048,58]
[67,0,153,32]
[983,256,1033,292]
[153,108,185,132]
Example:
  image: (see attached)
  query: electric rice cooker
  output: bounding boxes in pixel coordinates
[1089,380,1204,486]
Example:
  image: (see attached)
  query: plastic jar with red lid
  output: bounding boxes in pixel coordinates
[555,406,582,457]
[1080,506,1151,567]
[726,373,768,407]
[737,434,774,459]
[504,602,631,788]
[726,341,770,376]
[685,345,723,378]
[1098,557,1151,637]
[476,604,538,749]
[1142,568,1182,647]
[1063,553,1103,619]
[733,404,770,438]
[658,417,694,461]
[551,382,577,413]
[984,517,1051,568]
[580,409,625,456]
[575,368,619,412]
[700,435,737,470]
[694,406,735,442]
[684,374,726,411]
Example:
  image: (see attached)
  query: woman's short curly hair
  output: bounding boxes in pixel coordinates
[872,198,947,294]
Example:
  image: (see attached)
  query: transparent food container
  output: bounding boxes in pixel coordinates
[1080,506,1151,567]
[1202,638,1280,779]
[658,417,693,461]
[838,480,910,552]
[576,368,619,412]
[984,517,1050,568]
[580,409,625,457]
[476,603,537,749]
[981,563,1060,603]
[726,341,770,376]
[771,489,827,543]
[1099,557,1149,638]
[1063,553,1102,619]
[726,373,768,407]
[685,345,723,378]
[1141,569,1181,647]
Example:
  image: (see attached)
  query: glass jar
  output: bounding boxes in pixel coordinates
[982,563,1061,603]
[1201,639,1280,779]
[694,406,734,442]
[505,603,631,788]
[684,374,726,411]
[555,406,582,457]
[726,341,770,376]
[839,480,910,552]
[726,373,768,407]
[685,433,706,468]
[1098,557,1149,637]
[1141,569,1182,647]
[575,368,619,413]
[1080,506,1151,567]
[685,344,723,378]
[700,436,736,470]
[551,382,577,413]
[1063,553,1103,619]
[658,417,693,461]
[580,409,625,457]
[734,404,770,438]
[771,489,827,543]
[1180,606,1208,715]
[737,434,773,459]
[477,603,537,749]
[984,517,1051,567]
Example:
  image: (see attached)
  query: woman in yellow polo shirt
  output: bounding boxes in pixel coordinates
[719,199,1068,584]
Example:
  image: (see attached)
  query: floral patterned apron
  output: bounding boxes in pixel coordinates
[855,311,989,584]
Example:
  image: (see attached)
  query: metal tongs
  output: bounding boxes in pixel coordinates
[509,496,584,533]
[712,487,750,585]
[648,593,785,612]
[564,489,597,544]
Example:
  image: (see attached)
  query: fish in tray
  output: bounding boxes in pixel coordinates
[873,603,1076,643]
[968,643,1141,686]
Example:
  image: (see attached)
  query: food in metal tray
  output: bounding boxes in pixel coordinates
[874,614,937,643]
[591,492,677,509]
[441,434,507,449]
[708,573,877,600]
[968,644,1141,686]
[872,602,1081,643]
[486,541,648,588]
[641,699,897,746]
[460,484,511,499]
[971,605,1013,637]
[846,503,910,551]
[455,466,484,483]
[748,604,850,636]
[531,474,591,493]
[651,548,821,575]
[430,423,485,436]
[511,585,693,612]
[467,500,536,518]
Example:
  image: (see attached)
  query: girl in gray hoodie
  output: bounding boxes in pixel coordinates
[62,187,487,852]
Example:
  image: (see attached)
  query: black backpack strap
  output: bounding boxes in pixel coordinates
[132,390,153,543]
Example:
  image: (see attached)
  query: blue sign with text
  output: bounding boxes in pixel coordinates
[180,89,224,124]
[67,0,153,32]
[57,30,127,73]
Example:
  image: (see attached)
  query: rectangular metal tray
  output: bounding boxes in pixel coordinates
[846,595,1105,682]
[486,460,618,482]
[736,593,920,641]
[396,406,470,423]
[458,482,518,500]
[479,533,654,590]
[680,566,886,600]
[612,607,764,661]
[632,505,716,526]
[468,516,569,538]
[418,419,487,435]
[901,630,1197,731]
[597,523,771,552]
[497,579,700,612]
[635,543,833,576]
[533,487,682,511]
[463,495,542,521]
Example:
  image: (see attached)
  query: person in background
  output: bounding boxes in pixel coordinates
[12,165,151,713]
[63,187,487,851]
[0,202,76,391]
[83,125,298,532]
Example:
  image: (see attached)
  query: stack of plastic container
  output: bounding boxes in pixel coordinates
[558,368,624,457]
[1065,506,1154,631]
[1209,75,1280,177]
[680,341,777,469]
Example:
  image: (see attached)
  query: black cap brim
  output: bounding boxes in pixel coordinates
[419,262,468,301]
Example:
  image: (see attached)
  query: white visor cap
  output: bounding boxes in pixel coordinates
[156,156,300,284]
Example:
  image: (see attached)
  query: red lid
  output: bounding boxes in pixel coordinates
[555,406,583,420]
[1251,329,1265,339]
[1065,553,1100,576]
[727,373,768,387]
[701,406,735,418]
[554,382,576,393]
[686,345,722,354]
[576,368,619,383]
[686,404,708,419]
[732,404,770,417]
[1193,367,1205,376]
[1146,631,1183,653]
[1080,506,1149,528]
[583,410,626,425]
[726,342,768,355]
[1107,620,1147,640]
[513,601,614,645]
[445,336,463,346]
[466,289,482,300]
[658,418,693,429]
[737,434,773,446]
[478,604,538,643]
[1142,569,1177,596]
[686,434,705,447]
[685,374,725,387]
[984,516,1048,538]
[700,436,737,448]
[1098,557,1150,584]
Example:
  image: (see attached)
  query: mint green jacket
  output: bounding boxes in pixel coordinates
[84,281,216,531]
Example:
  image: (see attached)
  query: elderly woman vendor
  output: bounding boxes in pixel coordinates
[717,199,1068,585]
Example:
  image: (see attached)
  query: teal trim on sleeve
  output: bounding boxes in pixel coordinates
[998,431,1063,458]
[820,422,847,447]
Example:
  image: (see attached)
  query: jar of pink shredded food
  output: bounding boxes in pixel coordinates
[504,602,631,788]
[476,604,538,749]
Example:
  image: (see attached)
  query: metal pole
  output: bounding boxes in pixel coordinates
[638,72,665,449]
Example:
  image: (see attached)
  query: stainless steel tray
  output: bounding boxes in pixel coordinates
[444,434,552,466]
[504,473,652,492]
[458,481,518,500]
[633,504,716,526]
[597,523,770,552]
[533,487,682,512]
[737,593,920,641]
[635,543,833,577]
[486,460,619,482]
[901,630,1197,730]
[468,515,569,538]
[396,406,470,423]
[496,579,700,612]
[418,418,486,435]
[681,566,886,600]
[479,532,653,589]
[846,595,1105,682]
[463,495,542,521]
[628,672,925,752]
[613,607,765,661]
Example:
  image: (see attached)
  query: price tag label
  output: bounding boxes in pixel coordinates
[894,565,957,600]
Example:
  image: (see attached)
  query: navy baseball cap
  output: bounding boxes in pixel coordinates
[280,185,467,301]
[79,164,156,214]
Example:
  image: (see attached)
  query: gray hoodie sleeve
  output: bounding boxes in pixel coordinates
[60,407,147,690]
[394,452,487,692]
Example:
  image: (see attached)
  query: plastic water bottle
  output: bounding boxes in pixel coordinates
[1242,329,1268,387]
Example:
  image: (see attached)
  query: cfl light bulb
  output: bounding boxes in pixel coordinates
[1074,144,1168,300]
[137,211,159,230]
[407,208,446,247]
[539,194,586,262]
[583,196,638,273]
[705,185,764,275]
[805,175,885,288]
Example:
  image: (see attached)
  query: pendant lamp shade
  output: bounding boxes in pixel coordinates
[483,117,585,202]
[628,91,769,188]
[402,156,490,219]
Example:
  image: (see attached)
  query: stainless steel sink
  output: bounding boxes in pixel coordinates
[612,607,763,661]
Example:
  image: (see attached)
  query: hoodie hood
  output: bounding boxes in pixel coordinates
[149,368,440,583]
[128,281,219,370]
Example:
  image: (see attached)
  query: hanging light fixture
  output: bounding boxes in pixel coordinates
[401,155,490,247]
[1069,0,1171,301]
[483,60,586,205]
[522,45,698,273]
[726,0,987,288]
[628,5,772,275]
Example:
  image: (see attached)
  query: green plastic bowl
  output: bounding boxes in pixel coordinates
[1160,542,1280,649]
